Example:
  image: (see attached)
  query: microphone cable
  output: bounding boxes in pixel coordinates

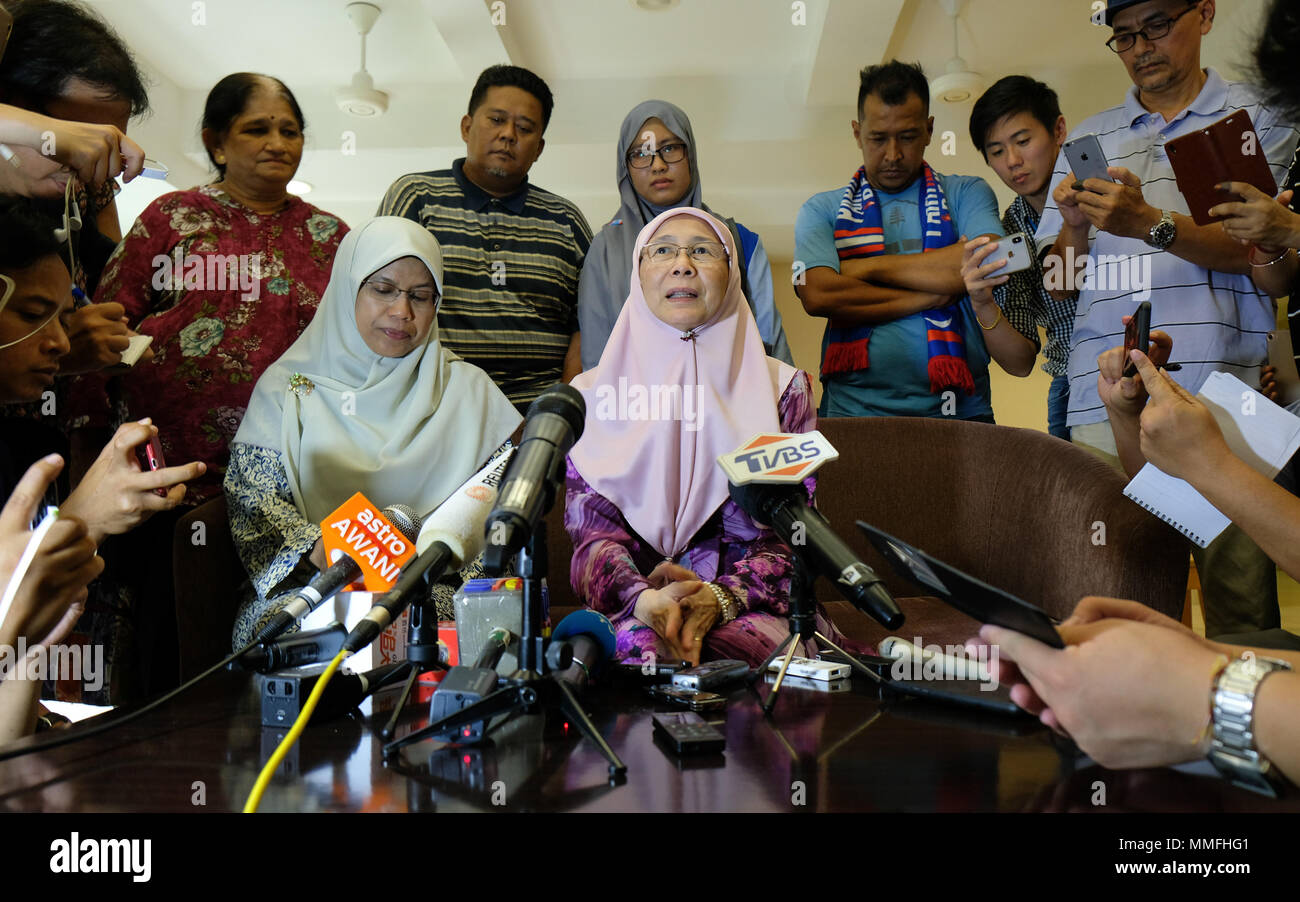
[0,637,261,763]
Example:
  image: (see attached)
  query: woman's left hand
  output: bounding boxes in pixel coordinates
[678,585,720,665]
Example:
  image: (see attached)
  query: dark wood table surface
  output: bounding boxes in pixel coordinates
[0,667,1293,813]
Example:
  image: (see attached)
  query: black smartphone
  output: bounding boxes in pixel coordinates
[1122,301,1152,378]
[646,685,727,712]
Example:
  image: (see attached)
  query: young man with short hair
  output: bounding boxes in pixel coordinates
[794,60,1034,420]
[966,75,1076,439]
[378,65,592,414]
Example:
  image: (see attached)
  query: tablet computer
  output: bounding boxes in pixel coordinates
[1166,109,1278,226]
[855,521,1064,648]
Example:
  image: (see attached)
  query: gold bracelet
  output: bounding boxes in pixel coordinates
[976,307,1002,330]
[707,582,739,624]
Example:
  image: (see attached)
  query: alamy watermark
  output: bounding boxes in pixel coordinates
[0,639,104,691]
[592,378,705,432]
[151,249,263,300]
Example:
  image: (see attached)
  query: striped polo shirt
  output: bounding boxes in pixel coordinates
[378,159,592,409]
[1036,69,1299,428]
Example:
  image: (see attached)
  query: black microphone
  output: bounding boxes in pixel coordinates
[237,622,347,672]
[307,661,410,723]
[729,482,903,630]
[253,504,422,643]
[550,610,616,692]
[483,384,585,574]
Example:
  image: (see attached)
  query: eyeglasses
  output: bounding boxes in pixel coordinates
[641,240,729,266]
[0,273,68,350]
[1105,3,1199,53]
[626,142,688,169]
[361,278,438,306]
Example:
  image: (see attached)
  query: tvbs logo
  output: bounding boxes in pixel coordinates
[733,439,821,474]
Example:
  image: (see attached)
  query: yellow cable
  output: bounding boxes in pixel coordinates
[243,649,349,813]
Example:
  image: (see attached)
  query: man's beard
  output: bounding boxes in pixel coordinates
[486,165,509,179]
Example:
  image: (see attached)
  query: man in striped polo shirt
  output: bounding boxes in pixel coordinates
[1037,0,1299,636]
[378,65,591,413]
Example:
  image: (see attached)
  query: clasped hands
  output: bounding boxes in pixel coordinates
[632,561,721,666]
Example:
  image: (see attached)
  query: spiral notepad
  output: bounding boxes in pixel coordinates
[1123,372,1300,548]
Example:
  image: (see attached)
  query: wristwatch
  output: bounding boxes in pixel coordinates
[1207,653,1293,796]
[1145,209,1176,250]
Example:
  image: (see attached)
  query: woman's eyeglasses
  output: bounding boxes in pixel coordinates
[626,142,688,169]
[641,240,728,266]
[362,278,438,306]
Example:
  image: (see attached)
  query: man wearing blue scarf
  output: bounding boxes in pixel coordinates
[795,60,1032,420]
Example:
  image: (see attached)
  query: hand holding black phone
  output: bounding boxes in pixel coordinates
[1121,301,1152,378]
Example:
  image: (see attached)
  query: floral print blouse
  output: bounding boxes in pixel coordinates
[69,185,348,502]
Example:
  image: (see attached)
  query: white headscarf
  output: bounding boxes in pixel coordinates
[234,216,521,523]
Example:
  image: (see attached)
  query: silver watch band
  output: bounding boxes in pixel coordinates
[1208,654,1292,796]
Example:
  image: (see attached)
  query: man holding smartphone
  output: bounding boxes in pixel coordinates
[965,76,1076,439]
[1037,0,1300,638]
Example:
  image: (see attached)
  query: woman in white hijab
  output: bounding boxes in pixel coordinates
[225,217,520,647]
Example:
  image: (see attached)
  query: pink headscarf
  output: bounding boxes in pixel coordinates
[570,207,798,559]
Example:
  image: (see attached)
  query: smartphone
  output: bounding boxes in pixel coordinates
[136,432,168,497]
[646,685,727,712]
[1063,134,1113,189]
[671,659,749,691]
[140,158,168,180]
[984,231,1034,278]
[1122,301,1152,378]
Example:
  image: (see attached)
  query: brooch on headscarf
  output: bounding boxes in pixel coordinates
[288,373,314,398]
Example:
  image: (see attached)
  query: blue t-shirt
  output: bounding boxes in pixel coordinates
[794,171,1002,419]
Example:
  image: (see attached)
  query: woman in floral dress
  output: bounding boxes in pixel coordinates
[64,73,346,698]
[72,73,347,501]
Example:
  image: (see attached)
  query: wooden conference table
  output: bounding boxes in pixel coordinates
[0,665,1293,814]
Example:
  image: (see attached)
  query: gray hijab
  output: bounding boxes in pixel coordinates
[579,100,753,368]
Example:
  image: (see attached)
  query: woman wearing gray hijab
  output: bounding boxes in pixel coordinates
[577,100,792,370]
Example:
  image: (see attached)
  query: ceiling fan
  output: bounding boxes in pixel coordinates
[930,0,983,105]
[336,2,390,118]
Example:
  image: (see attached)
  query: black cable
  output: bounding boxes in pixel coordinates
[0,639,258,763]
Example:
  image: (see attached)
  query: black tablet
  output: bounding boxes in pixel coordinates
[856,521,1064,649]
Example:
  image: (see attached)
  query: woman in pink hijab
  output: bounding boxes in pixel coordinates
[566,207,862,667]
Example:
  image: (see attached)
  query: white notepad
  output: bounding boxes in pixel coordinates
[1123,372,1300,547]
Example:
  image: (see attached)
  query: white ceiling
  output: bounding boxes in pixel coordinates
[99,0,1275,259]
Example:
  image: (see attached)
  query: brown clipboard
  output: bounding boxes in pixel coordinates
[1166,109,1279,226]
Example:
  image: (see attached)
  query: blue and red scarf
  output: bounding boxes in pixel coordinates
[824,163,974,395]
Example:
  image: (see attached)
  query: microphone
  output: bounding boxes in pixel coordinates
[729,481,903,630]
[550,609,616,692]
[237,622,347,673]
[343,452,515,654]
[483,384,585,573]
[253,504,422,644]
